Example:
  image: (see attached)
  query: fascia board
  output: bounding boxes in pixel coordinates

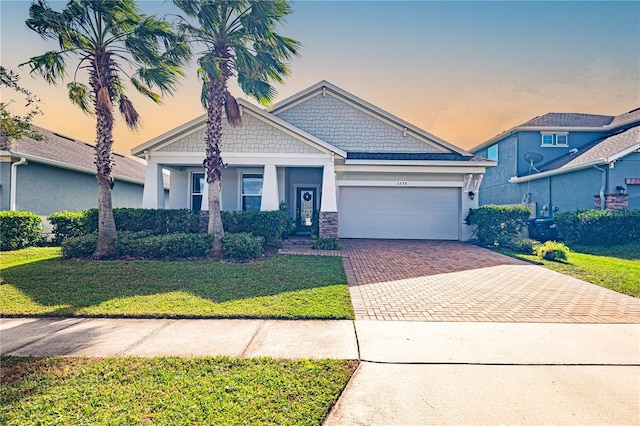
[344,159,496,167]
[10,151,146,185]
[605,142,640,163]
[508,159,605,183]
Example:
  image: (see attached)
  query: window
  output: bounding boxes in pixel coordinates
[191,173,205,211]
[487,144,498,161]
[242,173,263,211]
[541,132,569,147]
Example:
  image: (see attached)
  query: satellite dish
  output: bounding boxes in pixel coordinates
[523,152,544,164]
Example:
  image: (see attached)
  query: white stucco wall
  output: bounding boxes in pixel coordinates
[274,93,446,153]
[157,112,322,154]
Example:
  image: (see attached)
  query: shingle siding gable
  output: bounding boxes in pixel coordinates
[157,112,322,154]
[274,93,446,153]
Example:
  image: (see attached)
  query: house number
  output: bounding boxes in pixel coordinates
[397,181,408,186]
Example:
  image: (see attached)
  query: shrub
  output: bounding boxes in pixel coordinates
[61,233,98,259]
[499,236,538,255]
[83,208,201,235]
[48,211,87,244]
[221,210,287,246]
[555,209,640,246]
[310,212,319,238]
[536,241,569,262]
[465,205,531,246]
[312,238,341,250]
[222,232,264,260]
[0,210,44,250]
[61,231,212,259]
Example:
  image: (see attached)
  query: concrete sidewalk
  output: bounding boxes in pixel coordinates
[2,317,639,424]
[0,317,358,359]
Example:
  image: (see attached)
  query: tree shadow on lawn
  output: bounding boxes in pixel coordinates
[1,255,350,318]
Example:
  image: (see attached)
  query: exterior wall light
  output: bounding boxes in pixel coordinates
[468,191,475,200]
[616,185,626,194]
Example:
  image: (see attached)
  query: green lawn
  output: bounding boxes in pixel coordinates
[1,356,357,425]
[0,248,354,319]
[500,242,640,298]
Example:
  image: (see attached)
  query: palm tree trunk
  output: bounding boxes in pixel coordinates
[204,78,226,257]
[92,105,117,259]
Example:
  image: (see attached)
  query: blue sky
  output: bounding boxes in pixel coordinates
[1,0,638,153]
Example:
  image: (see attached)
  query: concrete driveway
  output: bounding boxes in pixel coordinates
[341,239,640,323]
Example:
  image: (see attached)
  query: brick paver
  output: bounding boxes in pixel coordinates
[341,239,640,323]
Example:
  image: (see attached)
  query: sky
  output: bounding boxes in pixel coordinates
[1,0,639,155]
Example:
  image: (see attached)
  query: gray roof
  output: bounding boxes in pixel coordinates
[6,127,147,183]
[538,124,640,173]
[521,113,614,128]
[346,152,487,161]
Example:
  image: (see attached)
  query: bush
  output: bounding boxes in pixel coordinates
[48,211,87,244]
[222,232,264,260]
[499,236,538,255]
[221,210,287,246]
[83,208,201,235]
[536,241,569,262]
[555,209,640,246]
[0,211,44,250]
[312,238,341,250]
[61,233,98,259]
[61,231,212,259]
[465,205,531,246]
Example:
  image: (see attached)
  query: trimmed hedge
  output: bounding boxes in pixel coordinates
[465,205,531,246]
[61,232,212,259]
[48,211,87,244]
[221,232,264,260]
[555,209,640,246]
[221,210,287,246]
[0,210,44,250]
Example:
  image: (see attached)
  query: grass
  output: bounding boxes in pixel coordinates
[498,242,640,298]
[1,356,358,425]
[0,248,354,319]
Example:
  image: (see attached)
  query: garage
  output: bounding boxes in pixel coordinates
[338,186,461,240]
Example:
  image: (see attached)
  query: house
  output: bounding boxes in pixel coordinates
[0,126,166,216]
[471,108,640,215]
[132,81,494,240]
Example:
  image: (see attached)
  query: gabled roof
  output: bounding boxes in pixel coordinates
[272,80,471,156]
[510,124,640,183]
[471,107,640,153]
[131,98,347,158]
[521,113,614,128]
[3,127,148,184]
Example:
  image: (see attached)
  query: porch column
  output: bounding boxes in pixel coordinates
[142,161,164,209]
[260,163,279,211]
[319,161,339,238]
[320,162,337,212]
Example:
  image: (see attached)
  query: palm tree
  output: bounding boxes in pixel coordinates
[23,0,189,258]
[173,0,300,257]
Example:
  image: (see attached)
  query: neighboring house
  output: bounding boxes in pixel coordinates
[132,81,494,240]
[471,108,640,216]
[0,126,166,216]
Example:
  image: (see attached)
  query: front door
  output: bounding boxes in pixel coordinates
[296,187,317,234]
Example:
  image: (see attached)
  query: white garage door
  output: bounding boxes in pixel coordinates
[338,187,460,240]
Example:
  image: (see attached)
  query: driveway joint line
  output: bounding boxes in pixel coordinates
[240,320,266,358]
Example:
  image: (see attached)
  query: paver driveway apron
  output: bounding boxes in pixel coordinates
[340,239,640,323]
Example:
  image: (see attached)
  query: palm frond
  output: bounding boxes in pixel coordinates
[119,95,140,130]
[96,86,113,116]
[131,76,162,103]
[67,81,93,114]
[224,90,242,127]
[21,51,66,85]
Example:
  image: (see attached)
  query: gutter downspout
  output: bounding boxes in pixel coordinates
[593,165,606,210]
[10,157,27,210]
